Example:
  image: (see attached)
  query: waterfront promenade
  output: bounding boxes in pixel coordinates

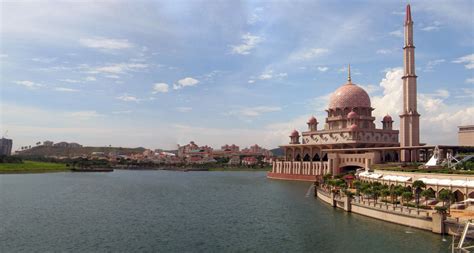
[315,186,468,236]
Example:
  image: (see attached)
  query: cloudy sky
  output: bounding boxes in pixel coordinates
[1,0,473,151]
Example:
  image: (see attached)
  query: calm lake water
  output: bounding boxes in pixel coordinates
[1,170,449,252]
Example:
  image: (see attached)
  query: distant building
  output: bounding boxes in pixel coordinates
[52,142,82,148]
[68,142,82,148]
[43,141,54,147]
[242,156,258,166]
[0,138,13,155]
[459,125,474,146]
[221,144,240,152]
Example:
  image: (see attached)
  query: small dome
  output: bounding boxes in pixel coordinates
[349,124,358,131]
[307,116,317,124]
[290,130,300,137]
[328,83,371,109]
[347,111,359,119]
[383,114,393,122]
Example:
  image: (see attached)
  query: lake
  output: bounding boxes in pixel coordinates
[0,170,449,252]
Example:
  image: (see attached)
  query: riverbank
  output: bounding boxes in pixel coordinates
[0,161,270,174]
[315,186,464,236]
[0,161,70,174]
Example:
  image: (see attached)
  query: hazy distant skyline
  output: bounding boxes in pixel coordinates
[1,0,473,151]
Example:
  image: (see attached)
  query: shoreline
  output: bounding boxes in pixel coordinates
[0,166,270,174]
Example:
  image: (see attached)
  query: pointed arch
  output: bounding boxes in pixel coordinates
[312,153,321,161]
[303,154,311,161]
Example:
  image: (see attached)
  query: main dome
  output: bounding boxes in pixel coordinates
[328,82,371,109]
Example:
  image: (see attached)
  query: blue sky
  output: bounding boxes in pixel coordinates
[1,0,473,151]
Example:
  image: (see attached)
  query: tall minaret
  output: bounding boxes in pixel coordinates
[400,4,420,162]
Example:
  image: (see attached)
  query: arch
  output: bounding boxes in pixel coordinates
[312,153,320,161]
[453,190,465,202]
[339,165,362,174]
[322,153,328,161]
[303,154,311,161]
[295,154,301,161]
[468,191,474,199]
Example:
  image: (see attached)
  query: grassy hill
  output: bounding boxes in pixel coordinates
[0,161,69,173]
[16,146,146,157]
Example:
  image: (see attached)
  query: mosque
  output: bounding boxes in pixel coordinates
[268,4,464,182]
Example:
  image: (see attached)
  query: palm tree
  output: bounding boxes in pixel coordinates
[393,185,404,207]
[438,189,455,214]
[421,189,435,206]
[402,191,413,207]
[353,180,362,196]
[373,185,382,204]
[381,189,390,203]
[412,180,426,208]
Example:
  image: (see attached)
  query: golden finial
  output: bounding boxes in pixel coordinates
[347,64,352,83]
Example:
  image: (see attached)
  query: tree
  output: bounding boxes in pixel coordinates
[381,189,390,203]
[438,189,455,214]
[353,180,362,196]
[372,184,382,204]
[393,185,404,207]
[412,180,426,208]
[402,191,413,206]
[420,189,435,206]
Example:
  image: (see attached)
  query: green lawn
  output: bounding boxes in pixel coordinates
[0,161,70,174]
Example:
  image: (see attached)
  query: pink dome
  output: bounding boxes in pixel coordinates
[290,130,299,137]
[328,83,371,109]
[307,116,317,124]
[347,111,359,119]
[348,124,358,131]
[383,114,393,122]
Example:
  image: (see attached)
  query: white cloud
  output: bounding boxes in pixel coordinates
[105,75,120,79]
[247,7,264,25]
[453,54,474,69]
[424,59,445,72]
[248,80,255,84]
[90,63,148,75]
[370,67,474,144]
[111,110,132,114]
[79,37,133,50]
[257,70,287,80]
[59,79,81,83]
[376,49,393,54]
[152,83,169,94]
[421,21,441,32]
[466,78,474,84]
[421,26,438,32]
[14,80,43,89]
[230,33,262,55]
[54,87,80,92]
[227,106,281,118]
[0,54,8,58]
[116,94,140,102]
[32,57,57,63]
[176,107,192,112]
[68,111,102,120]
[389,30,403,37]
[317,66,329,72]
[173,77,199,90]
[291,48,329,61]
[85,76,96,81]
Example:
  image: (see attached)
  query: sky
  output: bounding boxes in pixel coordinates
[1,0,473,151]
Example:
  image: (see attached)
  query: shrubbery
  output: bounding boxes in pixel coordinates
[0,155,23,163]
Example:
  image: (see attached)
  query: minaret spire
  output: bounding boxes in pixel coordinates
[347,64,352,83]
[405,4,412,24]
[400,3,420,162]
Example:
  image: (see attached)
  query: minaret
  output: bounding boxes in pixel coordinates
[400,4,420,162]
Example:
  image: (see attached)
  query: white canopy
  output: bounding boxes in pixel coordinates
[418,177,474,188]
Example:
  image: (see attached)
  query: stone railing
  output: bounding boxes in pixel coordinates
[272,161,329,176]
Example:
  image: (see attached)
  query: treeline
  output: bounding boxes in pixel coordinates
[0,155,23,163]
